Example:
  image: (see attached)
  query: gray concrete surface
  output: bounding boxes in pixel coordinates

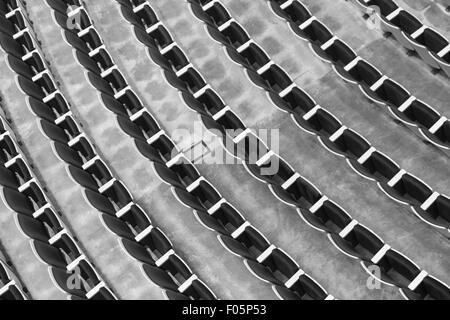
[0,0,447,300]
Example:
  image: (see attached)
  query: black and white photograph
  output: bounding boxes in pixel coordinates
[0,0,448,309]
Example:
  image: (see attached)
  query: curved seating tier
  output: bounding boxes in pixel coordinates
[183,0,450,235]
[42,0,336,301]
[113,0,450,300]
[0,0,214,301]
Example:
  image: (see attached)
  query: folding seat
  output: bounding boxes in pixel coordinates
[347,60,382,88]
[15,213,56,243]
[216,111,246,133]
[291,274,329,300]
[181,90,214,116]
[52,141,93,169]
[0,33,45,73]
[326,40,358,79]
[283,176,322,209]
[372,79,410,109]
[46,0,71,14]
[67,33,114,70]
[116,115,147,143]
[270,180,304,210]
[102,68,128,92]
[417,194,450,226]
[15,75,46,101]
[84,189,116,215]
[0,135,21,163]
[299,200,353,234]
[9,54,56,93]
[185,0,212,26]
[38,119,71,145]
[85,71,115,97]
[117,205,152,235]
[149,134,178,163]
[323,129,371,160]
[402,100,441,132]
[330,224,385,261]
[126,112,161,141]
[273,285,302,300]
[142,264,179,291]
[259,65,292,94]
[189,181,223,210]
[6,52,35,78]
[131,227,174,263]
[134,139,166,164]
[99,181,133,209]
[177,68,207,96]
[206,203,244,233]
[367,249,421,287]
[113,87,144,112]
[147,25,173,51]
[436,52,450,78]
[303,20,334,59]
[0,1,9,15]
[98,93,129,117]
[51,7,77,30]
[173,187,209,212]
[380,173,432,206]
[276,1,311,28]
[88,287,116,300]
[75,27,103,53]
[193,210,229,235]
[119,5,147,33]
[0,261,10,286]
[62,29,91,55]
[386,10,424,51]
[159,255,194,286]
[152,163,187,190]
[182,280,216,300]
[354,150,399,182]
[0,284,25,300]
[246,155,294,186]
[26,96,58,122]
[364,0,397,16]
[202,2,231,27]
[171,162,207,189]
[50,266,95,298]
[67,165,104,192]
[284,87,317,116]
[31,240,68,269]
[139,35,171,69]
[237,44,271,73]
[305,108,342,138]
[2,187,41,217]
[120,238,157,265]
[0,15,18,37]
[51,263,104,299]
[163,46,189,73]
[218,234,257,261]
[222,24,250,50]
[0,166,21,189]
[101,213,136,239]
[73,50,101,75]
[221,226,272,262]
[411,28,446,69]
[158,66,190,93]
[131,2,159,27]
[245,248,298,285]
[401,275,450,300]
[275,273,328,300]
